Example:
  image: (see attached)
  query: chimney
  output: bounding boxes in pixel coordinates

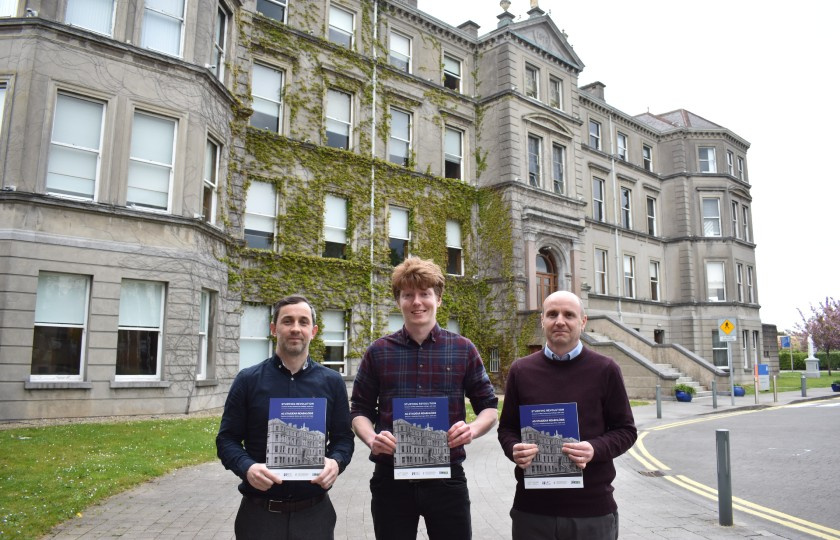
[457,20,480,38]
[581,81,606,101]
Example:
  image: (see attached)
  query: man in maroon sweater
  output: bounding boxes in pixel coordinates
[498,291,637,540]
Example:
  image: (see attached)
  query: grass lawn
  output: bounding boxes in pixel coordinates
[737,370,838,395]
[0,416,221,540]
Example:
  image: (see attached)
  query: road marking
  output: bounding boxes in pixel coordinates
[632,423,840,539]
[647,408,762,431]
[666,475,840,540]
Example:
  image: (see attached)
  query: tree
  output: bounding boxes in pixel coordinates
[797,297,840,376]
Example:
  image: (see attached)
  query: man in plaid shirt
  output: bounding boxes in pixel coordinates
[350,257,499,539]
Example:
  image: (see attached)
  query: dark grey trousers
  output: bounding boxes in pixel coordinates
[511,507,619,540]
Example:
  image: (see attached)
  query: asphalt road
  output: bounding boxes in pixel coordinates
[638,398,840,532]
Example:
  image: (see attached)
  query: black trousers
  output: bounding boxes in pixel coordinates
[370,463,471,540]
[234,494,336,540]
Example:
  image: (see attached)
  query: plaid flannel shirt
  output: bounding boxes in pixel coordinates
[350,324,498,465]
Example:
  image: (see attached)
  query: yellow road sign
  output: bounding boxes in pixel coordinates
[719,319,734,334]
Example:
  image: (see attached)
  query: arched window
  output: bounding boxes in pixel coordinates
[536,249,558,305]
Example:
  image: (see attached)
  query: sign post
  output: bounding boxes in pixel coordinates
[718,318,737,405]
[780,336,792,371]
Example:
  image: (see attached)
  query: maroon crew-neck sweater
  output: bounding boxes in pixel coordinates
[497,347,637,517]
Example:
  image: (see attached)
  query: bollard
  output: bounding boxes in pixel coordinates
[656,384,661,419]
[772,375,778,403]
[712,380,718,409]
[754,377,759,405]
[801,375,807,397]
[716,429,733,526]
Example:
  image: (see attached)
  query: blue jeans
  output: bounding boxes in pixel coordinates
[370,463,471,540]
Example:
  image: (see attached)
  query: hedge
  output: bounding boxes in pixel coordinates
[778,351,840,371]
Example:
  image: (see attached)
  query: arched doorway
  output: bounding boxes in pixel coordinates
[536,249,558,305]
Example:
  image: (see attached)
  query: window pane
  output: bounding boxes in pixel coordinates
[445,128,461,156]
[447,319,460,334]
[446,220,461,247]
[324,194,347,243]
[240,305,270,368]
[117,330,159,375]
[528,136,540,186]
[389,108,411,165]
[66,0,114,35]
[326,90,351,149]
[142,3,184,56]
[46,146,98,198]
[320,310,345,342]
[326,90,350,121]
[552,145,564,193]
[31,326,84,376]
[707,262,725,301]
[126,161,171,209]
[387,314,403,333]
[52,94,103,149]
[390,32,410,71]
[0,0,17,16]
[389,207,409,238]
[119,281,163,328]
[256,0,285,21]
[35,273,88,324]
[246,181,276,216]
[447,247,462,275]
[252,64,283,98]
[131,113,175,164]
[329,6,353,47]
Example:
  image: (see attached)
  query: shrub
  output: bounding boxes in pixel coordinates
[674,383,696,395]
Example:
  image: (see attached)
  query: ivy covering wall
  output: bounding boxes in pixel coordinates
[224,4,530,378]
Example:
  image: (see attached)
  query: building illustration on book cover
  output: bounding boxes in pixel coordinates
[266,397,326,479]
[393,397,450,479]
[520,402,584,489]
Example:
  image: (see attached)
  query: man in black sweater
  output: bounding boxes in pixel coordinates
[498,291,637,540]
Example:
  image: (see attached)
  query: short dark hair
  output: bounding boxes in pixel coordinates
[272,295,316,324]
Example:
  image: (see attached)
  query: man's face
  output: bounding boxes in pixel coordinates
[398,287,441,332]
[541,292,587,355]
[270,302,318,358]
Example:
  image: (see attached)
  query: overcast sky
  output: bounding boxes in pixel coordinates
[420,0,839,333]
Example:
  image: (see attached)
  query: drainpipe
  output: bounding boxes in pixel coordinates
[608,114,622,321]
[369,0,379,337]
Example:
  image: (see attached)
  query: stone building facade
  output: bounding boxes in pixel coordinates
[0,0,763,420]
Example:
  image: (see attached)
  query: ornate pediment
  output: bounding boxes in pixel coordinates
[510,17,584,72]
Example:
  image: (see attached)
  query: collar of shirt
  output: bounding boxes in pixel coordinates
[544,340,583,362]
[273,354,312,374]
[397,323,441,346]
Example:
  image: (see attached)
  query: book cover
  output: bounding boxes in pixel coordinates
[265,397,326,480]
[393,397,451,480]
[519,402,584,489]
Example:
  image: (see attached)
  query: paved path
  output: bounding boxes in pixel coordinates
[43,387,839,539]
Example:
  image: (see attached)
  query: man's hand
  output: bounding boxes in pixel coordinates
[562,441,594,470]
[246,463,283,491]
[512,442,539,469]
[311,458,339,489]
[368,430,397,456]
[447,420,475,448]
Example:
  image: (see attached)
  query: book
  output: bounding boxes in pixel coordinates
[519,402,584,489]
[393,397,451,480]
[265,397,326,480]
